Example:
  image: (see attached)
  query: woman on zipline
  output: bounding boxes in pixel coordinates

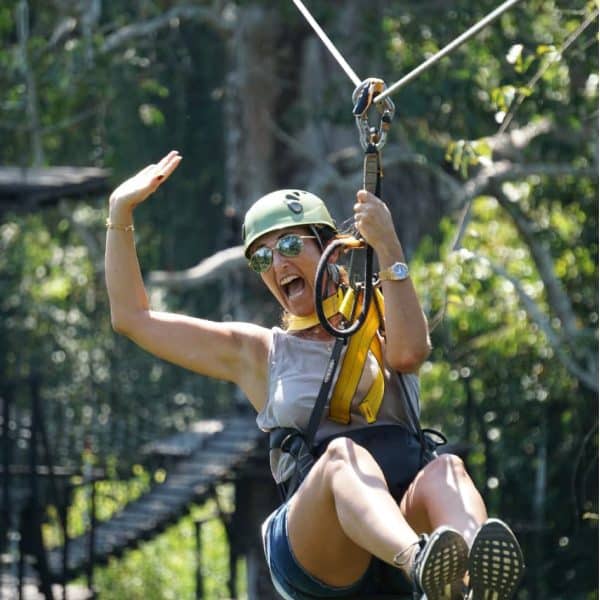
[105,150,524,600]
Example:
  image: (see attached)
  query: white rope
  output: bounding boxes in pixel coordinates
[291,0,361,86]
[373,0,524,103]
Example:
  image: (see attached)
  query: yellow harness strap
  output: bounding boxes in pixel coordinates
[328,288,386,424]
[286,289,345,332]
[285,286,386,425]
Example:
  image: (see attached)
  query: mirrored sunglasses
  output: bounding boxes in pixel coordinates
[248,234,315,273]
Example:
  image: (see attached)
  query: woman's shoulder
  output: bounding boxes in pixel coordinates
[231,320,273,349]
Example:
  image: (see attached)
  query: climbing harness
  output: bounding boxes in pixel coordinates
[328,288,386,424]
[312,78,394,422]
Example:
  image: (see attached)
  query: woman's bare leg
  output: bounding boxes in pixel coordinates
[286,437,420,587]
[401,454,488,547]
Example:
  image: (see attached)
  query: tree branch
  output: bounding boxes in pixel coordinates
[493,185,580,344]
[464,161,597,202]
[146,245,246,290]
[101,4,232,54]
[498,8,599,134]
[471,252,598,393]
[485,118,553,159]
[451,160,598,250]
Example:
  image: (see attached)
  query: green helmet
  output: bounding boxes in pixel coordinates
[242,189,336,257]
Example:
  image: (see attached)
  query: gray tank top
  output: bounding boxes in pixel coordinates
[256,327,421,444]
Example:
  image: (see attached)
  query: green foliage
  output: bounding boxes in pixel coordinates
[89,513,236,600]
[0,0,597,597]
[414,187,598,595]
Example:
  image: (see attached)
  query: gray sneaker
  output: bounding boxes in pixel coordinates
[467,518,525,600]
[411,526,469,600]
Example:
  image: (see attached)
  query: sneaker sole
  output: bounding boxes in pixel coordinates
[468,519,525,600]
[418,528,469,600]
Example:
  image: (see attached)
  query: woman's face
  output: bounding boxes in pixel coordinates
[250,226,322,317]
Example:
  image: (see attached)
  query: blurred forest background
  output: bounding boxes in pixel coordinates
[0,0,598,598]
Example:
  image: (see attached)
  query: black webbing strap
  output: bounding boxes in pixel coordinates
[273,336,346,502]
[304,336,346,448]
[397,372,447,464]
[396,372,428,464]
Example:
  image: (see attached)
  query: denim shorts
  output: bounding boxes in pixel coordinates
[261,501,413,599]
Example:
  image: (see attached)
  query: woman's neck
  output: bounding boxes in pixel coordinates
[290,313,343,342]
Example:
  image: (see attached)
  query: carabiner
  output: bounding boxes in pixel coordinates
[352,78,395,151]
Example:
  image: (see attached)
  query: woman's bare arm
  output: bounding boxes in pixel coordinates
[105,152,270,410]
[353,189,431,372]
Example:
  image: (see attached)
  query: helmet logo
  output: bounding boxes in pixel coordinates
[284,192,303,215]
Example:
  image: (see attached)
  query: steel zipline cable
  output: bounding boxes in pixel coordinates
[291,0,525,99]
[291,0,361,87]
[373,0,524,103]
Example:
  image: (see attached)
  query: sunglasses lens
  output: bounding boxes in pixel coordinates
[249,234,307,273]
[249,247,272,273]
[277,234,304,257]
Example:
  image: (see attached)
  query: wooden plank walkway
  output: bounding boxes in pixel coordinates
[0,575,92,600]
[45,415,265,582]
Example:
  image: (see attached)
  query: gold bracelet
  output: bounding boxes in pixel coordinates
[106,218,135,232]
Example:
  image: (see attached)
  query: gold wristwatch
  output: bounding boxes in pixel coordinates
[378,261,409,281]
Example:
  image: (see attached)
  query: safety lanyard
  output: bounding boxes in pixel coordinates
[314,77,393,338]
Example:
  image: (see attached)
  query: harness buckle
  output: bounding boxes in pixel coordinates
[352,78,395,151]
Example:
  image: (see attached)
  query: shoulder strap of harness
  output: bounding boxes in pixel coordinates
[328,288,386,424]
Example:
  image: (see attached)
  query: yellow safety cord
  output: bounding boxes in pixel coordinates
[329,287,385,424]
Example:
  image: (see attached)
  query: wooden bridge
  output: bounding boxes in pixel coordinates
[45,416,266,581]
[2,414,280,599]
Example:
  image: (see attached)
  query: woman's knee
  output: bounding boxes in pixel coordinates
[320,437,376,476]
[422,453,471,490]
[321,436,356,471]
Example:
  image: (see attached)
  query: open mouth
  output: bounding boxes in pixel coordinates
[280,274,305,299]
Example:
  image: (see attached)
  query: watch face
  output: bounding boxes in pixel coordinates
[381,262,409,280]
[392,263,409,278]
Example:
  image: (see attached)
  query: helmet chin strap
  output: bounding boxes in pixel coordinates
[309,225,324,251]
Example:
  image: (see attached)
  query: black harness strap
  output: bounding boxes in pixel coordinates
[305,337,346,447]
[270,336,346,501]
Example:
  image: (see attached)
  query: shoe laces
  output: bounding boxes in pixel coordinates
[393,534,429,598]
[392,534,427,569]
